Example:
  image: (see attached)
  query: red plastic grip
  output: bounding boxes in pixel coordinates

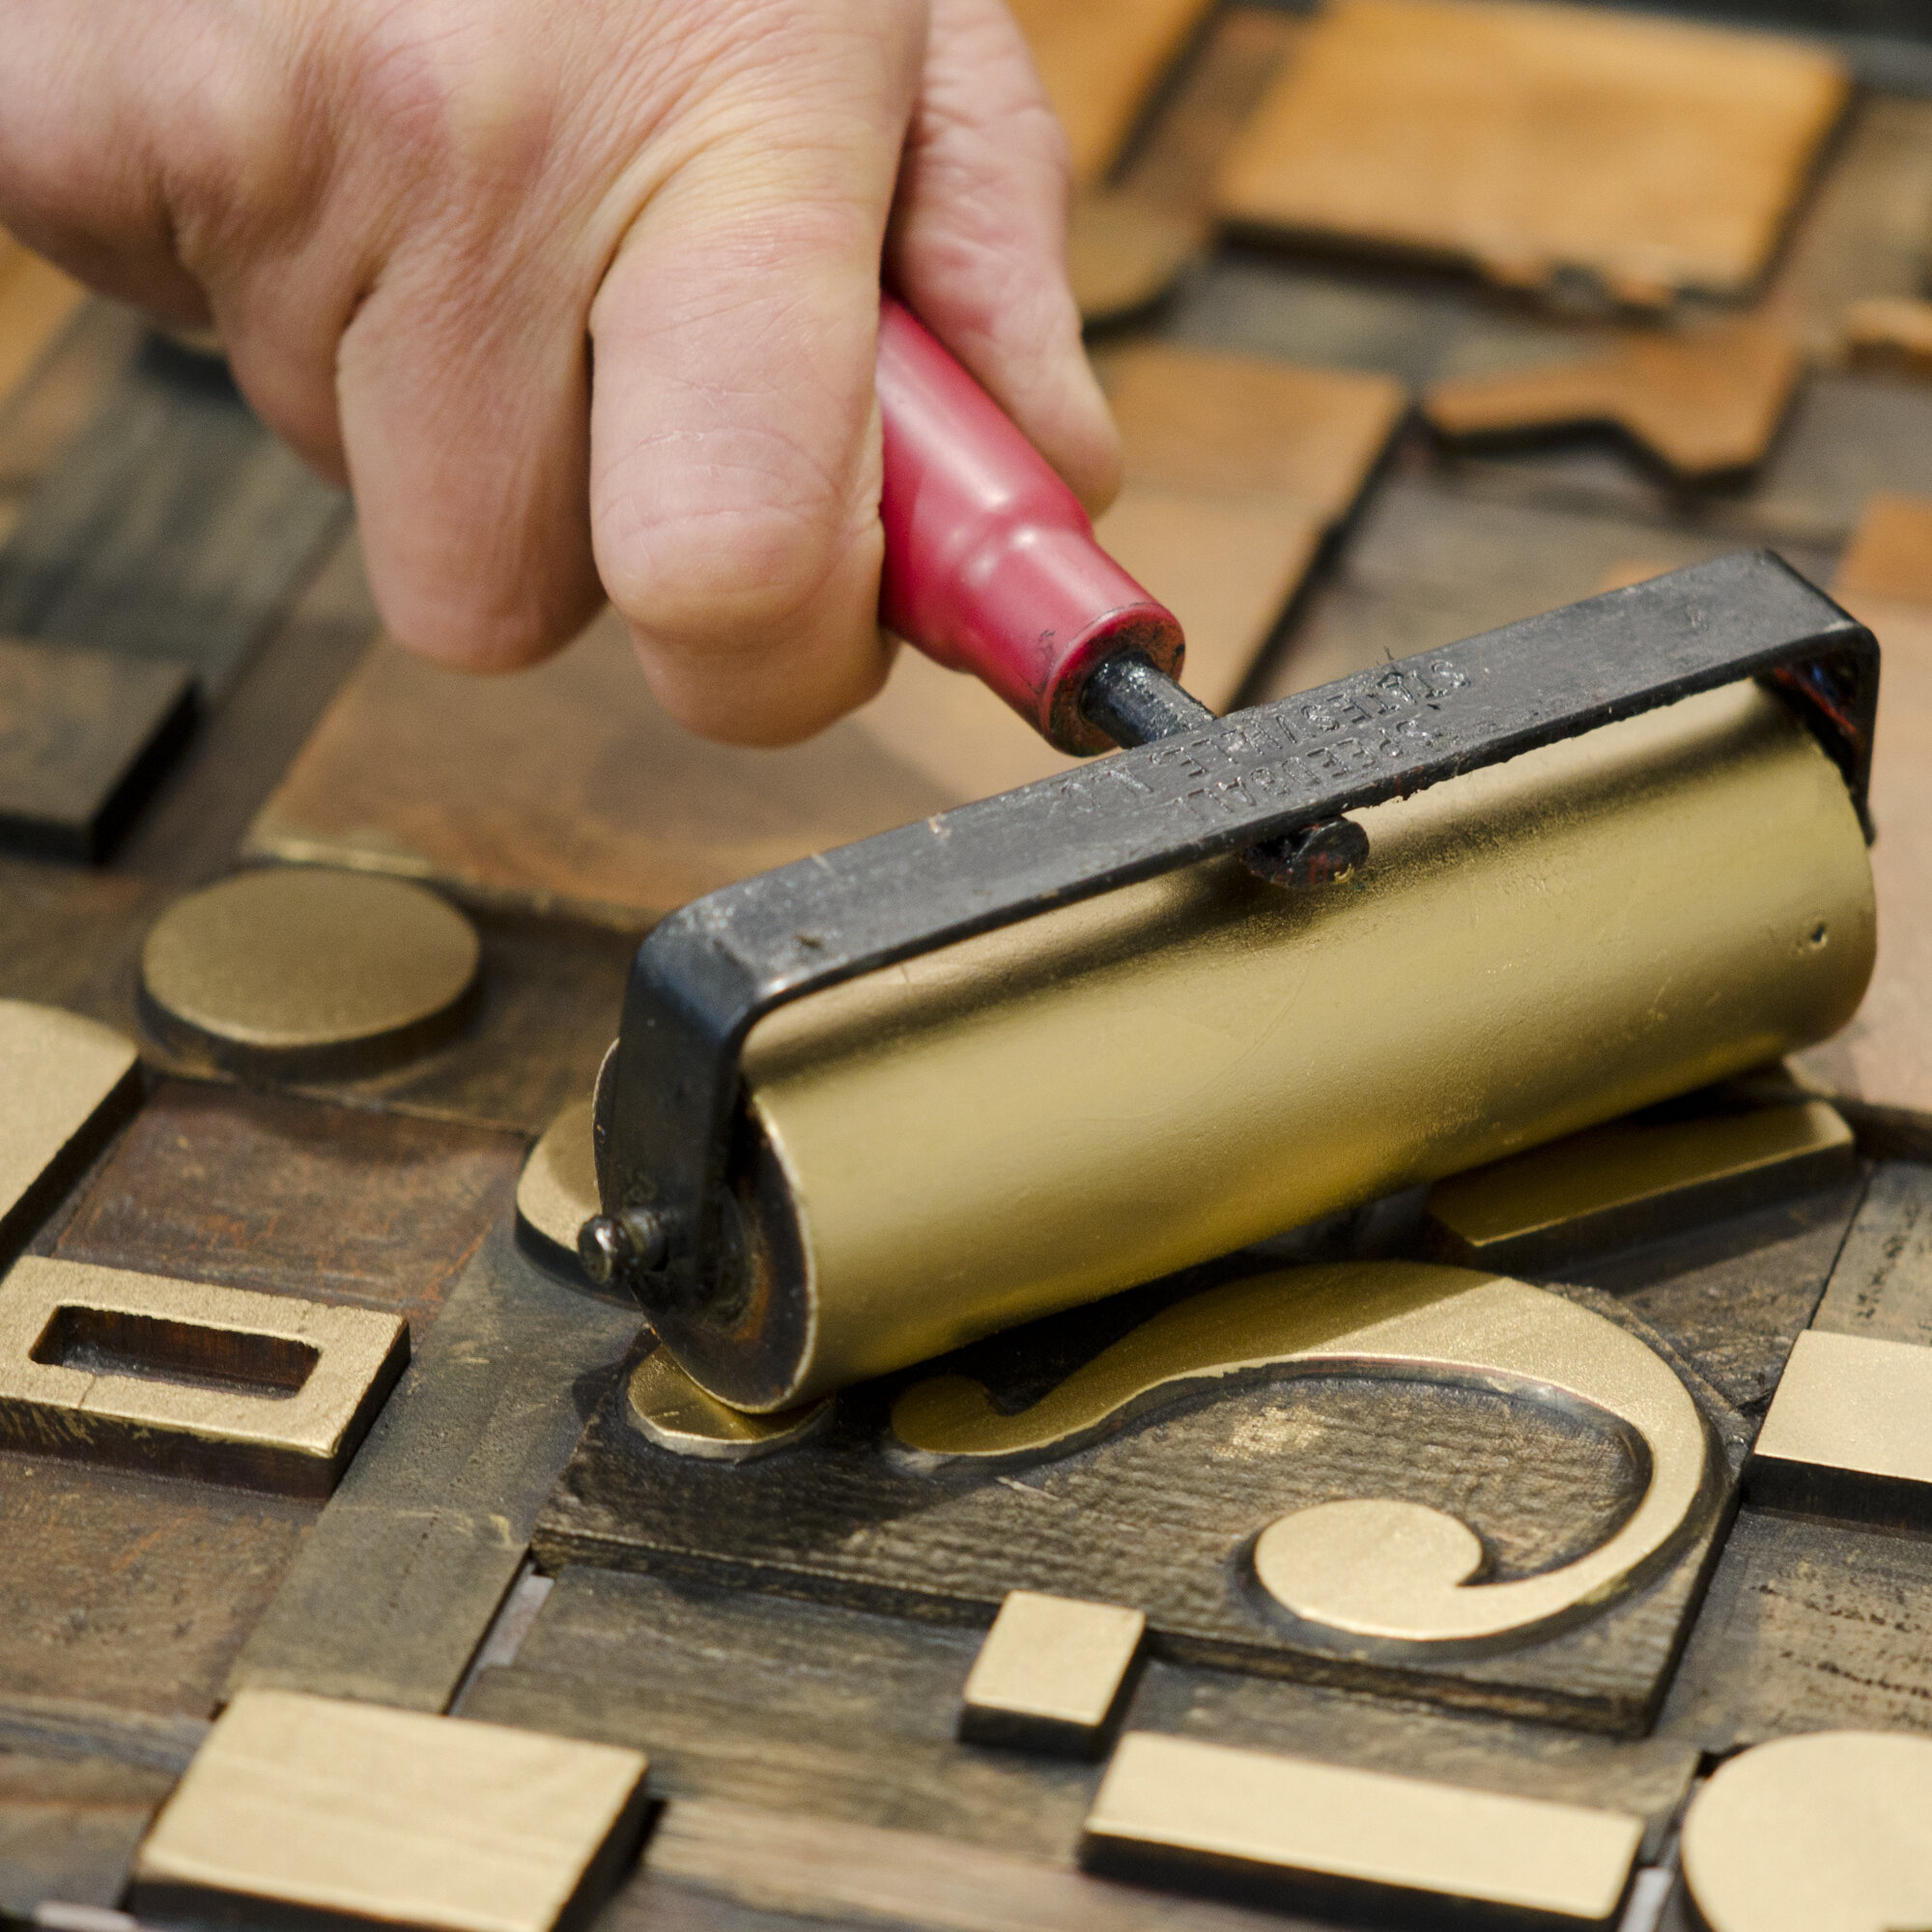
[875,297,1184,754]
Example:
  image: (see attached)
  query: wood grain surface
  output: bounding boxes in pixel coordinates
[0,1751,175,1916]
[1423,320,1803,479]
[1812,1162,1932,1347]
[1215,0,1848,306]
[1009,0,1218,186]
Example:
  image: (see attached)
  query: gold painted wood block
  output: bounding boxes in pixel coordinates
[0,1257,408,1495]
[128,1689,650,1932]
[1747,1328,1932,1529]
[1081,1733,1643,1925]
[1424,1100,1855,1273]
[1423,319,1803,479]
[1680,1731,1932,1932]
[1215,0,1847,307]
[516,1097,598,1284]
[959,1591,1147,1757]
[0,998,140,1264]
[141,867,480,1079]
[626,1346,832,1465]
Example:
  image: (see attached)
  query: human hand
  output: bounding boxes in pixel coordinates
[0,0,1121,743]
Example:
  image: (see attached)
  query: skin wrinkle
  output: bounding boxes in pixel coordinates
[0,0,1118,744]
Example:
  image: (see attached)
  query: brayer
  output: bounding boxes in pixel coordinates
[582,298,1880,1412]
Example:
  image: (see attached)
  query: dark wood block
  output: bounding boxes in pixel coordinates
[534,1279,1744,1736]
[1659,1505,1932,1752]
[0,1750,175,1918]
[1811,1160,1932,1346]
[0,634,194,861]
[0,334,349,699]
[224,1222,639,1713]
[51,1078,523,1341]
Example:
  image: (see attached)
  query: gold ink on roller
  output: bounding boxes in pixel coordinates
[682,684,1872,1408]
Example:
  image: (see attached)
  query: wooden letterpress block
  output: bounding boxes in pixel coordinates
[0,635,194,861]
[1081,1733,1643,1926]
[128,1690,649,1932]
[0,1257,409,1496]
[1215,0,1848,307]
[959,1592,1148,1757]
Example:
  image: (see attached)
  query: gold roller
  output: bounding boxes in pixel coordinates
[679,682,1872,1408]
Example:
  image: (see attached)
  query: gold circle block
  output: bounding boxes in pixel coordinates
[516,1097,599,1285]
[141,868,479,1077]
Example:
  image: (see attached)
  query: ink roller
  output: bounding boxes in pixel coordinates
[583,298,1880,1412]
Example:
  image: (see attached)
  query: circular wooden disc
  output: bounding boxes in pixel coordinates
[515,1097,599,1284]
[141,868,479,1077]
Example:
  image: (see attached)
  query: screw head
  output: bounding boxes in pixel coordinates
[577,1208,668,1287]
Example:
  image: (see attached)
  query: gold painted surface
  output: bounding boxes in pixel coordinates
[1750,1329,1932,1491]
[1083,1732,1643,1922]
[626,1349,832,1463]
[1426,1100,1854,1263]
[130,1689,649,1932]
[0,1257,409,1493]
[1680,1731,1932,1932]
[517,1098,598,1271]
[141,867,478,1056]
[961,1591,1148,1737]
[896,1264,1708,1645]
[0,998,138,1231]
[720,683,1874,1407]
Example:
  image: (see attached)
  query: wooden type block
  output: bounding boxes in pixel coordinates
[0,1751,175,1917]
[534,1281,1744,1735]
[1080,1733,1644,1926]
[1834,489,1932,605]
[0,232,86,417]
[0,332,350,699]
[0,998,139,1269]
[0,634,195,860]
[1422,320,1803,479]
[1067,191,1208,327]
[461,1567,1696,1867]
[1658,1505,1932,1752]
[958,1592,1147,1757]
[139,867,481,1080]
[518,1096,599,1283]
[626,1347,835,1464]
[1842,294,1932,376]
[1425,1101,1856,1276]
[248,355,1398,924]
[224,1222,639,1714]
[1214,0,1848,308]
[128,1690,650,1932]
[1008,0,1218,187]
[1678,1731,1932,1932]
[1745,1328,1932,1528]
[51,1079,523,1341]
[0,1257,408,1496]
[1811,1161,1932,1348]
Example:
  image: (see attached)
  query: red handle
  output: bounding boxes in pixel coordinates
[875,297,1184,755]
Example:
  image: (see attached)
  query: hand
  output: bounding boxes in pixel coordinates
[0,0,1121,743]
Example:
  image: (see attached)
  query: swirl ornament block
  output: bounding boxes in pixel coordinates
[894,1264,1714,1649]
[1681,1731,1932,1932]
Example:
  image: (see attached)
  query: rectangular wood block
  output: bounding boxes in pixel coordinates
[128,1690,649,1932]
[248,355,1401,924]
[1811,1161,1932,1348]
[959,1592,1147,1757]
[1215,0,1848,307]
[0,1257,409,1496]
[1081,1733,1643,1926]
[1009,0,1218,186]
[0,634,195,860]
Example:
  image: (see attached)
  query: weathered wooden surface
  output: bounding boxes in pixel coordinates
[0,634,194,861]
[48,1079,521,1341]
[536,1283,1743,1735]
[0,1751,174,1915]
[466,1568,1695,1865]
[1658,1506,1932,1751]
[226,1223,639,1713]
[1215,0,1847,307]
[1811,1161,1932,1346]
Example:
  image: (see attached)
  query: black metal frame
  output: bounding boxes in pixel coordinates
[596,550,1878,1309]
